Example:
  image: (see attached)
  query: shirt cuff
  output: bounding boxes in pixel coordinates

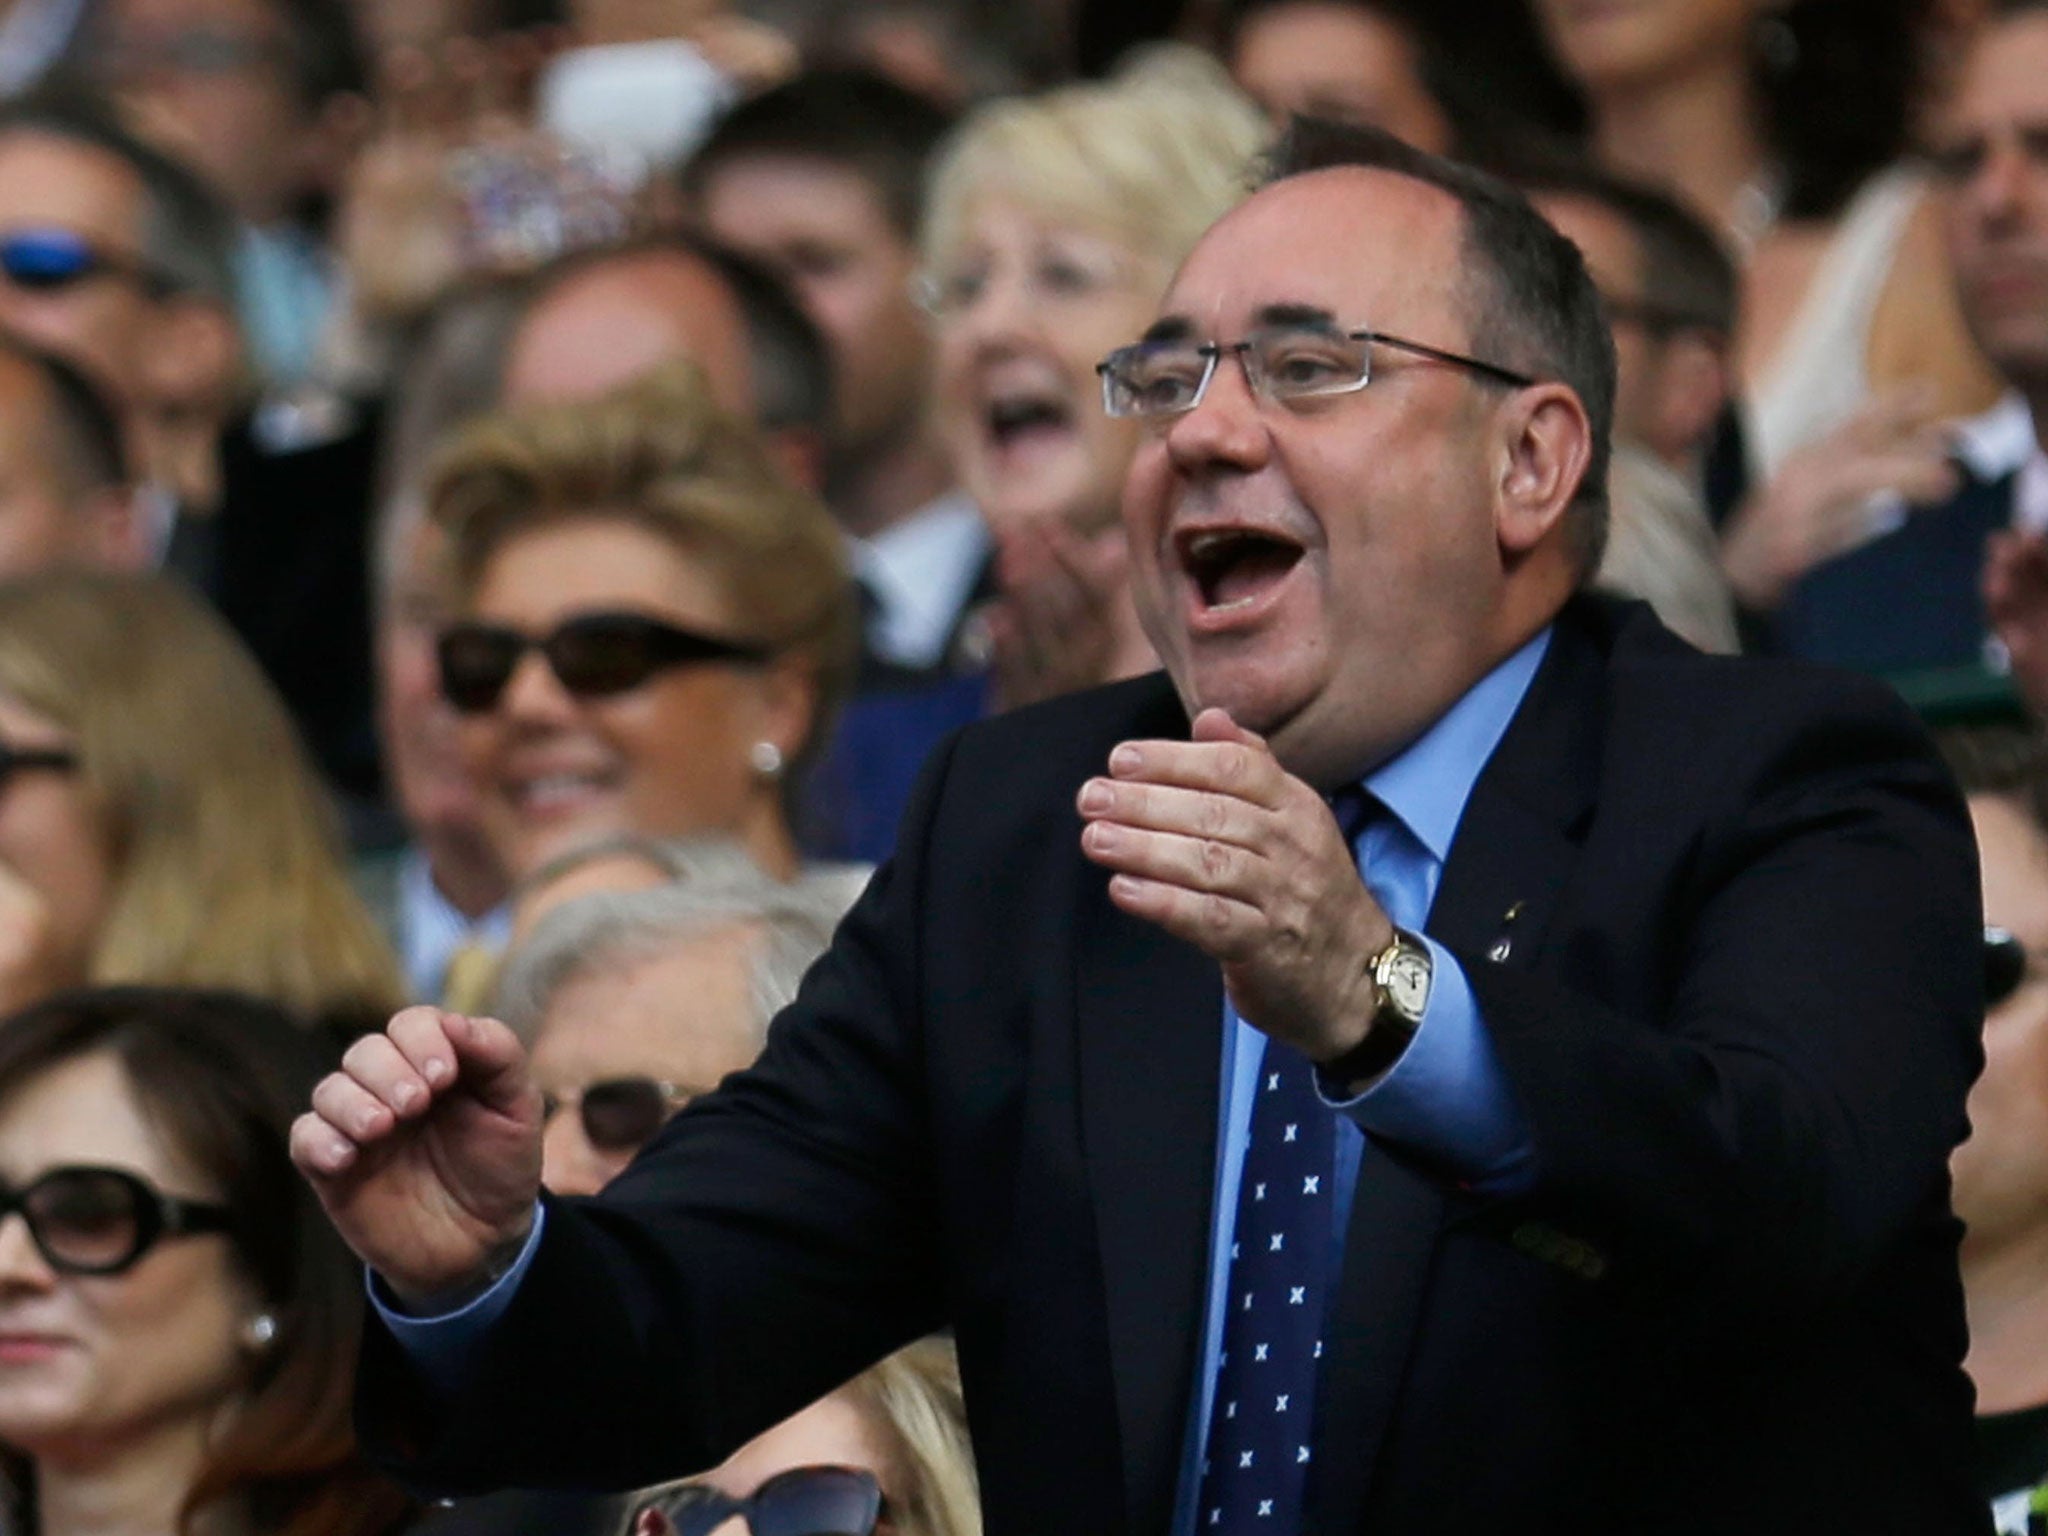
[1317,938,1534,1190]
[364,1202,546,1391]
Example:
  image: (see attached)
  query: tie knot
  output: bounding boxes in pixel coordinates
[1328,786,1377,843]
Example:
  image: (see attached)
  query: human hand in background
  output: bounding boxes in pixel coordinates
[1986,528,2048,717]
[1720,387,1960,611]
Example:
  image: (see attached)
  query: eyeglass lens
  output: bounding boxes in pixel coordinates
[658,1466,884,1536]
[0,231,112,290]
[1986,925,2028,1009]
[3,1168,156,1274]
[579,1078,678,1153]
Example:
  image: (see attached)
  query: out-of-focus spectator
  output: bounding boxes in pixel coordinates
[803,46,1266,866]
[0,333,142,576]
[1595,441,1739,653]
[1939,724,2048,1527]
[1524,160,1738,478]
[687,71,987,687]
[1928,0,2048,710]
[428,359,857,887]
[1761,2,2048,679]
[77,0,369,389]
[630,1337,979,1536]
[758,0,1049,107]
[0,88,239,569]
[919,44,1266,707]
[494,844,847,1191]
[498,234,830,490]
[0,985,413,1536]
[1217,0,1450,152]
[0,571,405,1024]
[1530,0,2002,491]
[0,88,388,815]
[358,282,527,1001]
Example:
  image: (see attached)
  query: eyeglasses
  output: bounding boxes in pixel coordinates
[1097,323,1536,420]
[436,612,773,714]
[0,230,173,297]
[0,1165,232,1276]
[0,740,77,788]
[636,1466,886,1536]
[913,240,1145,320]
[541,1077,693,1154]
[1985,925,2048,1009]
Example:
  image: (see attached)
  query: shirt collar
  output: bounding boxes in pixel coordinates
[397,845,510,999]
[1361,626,1552,865]
[849,491,989,669]
[1953,391,2038,483]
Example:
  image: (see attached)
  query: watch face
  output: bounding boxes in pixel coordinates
[1383,949,1432,1017]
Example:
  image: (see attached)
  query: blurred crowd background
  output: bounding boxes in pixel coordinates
[0,0,2046,1532]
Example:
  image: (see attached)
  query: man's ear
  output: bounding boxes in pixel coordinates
[138,297,243,418]
[1494,382,1593,558]
[1646,332,1731,468]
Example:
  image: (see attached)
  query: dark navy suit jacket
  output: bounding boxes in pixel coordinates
[358,597,1988,1535]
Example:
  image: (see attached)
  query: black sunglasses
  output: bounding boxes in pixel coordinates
[0,230,173,296]
[540,1077,692,1153]
[436,611,773,714]
[0,740,77,787]
[636,1466,886,1536]
[0,1165,233,1276]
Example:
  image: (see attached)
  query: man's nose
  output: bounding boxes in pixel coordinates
[1163,350,1270,473]
[1969,139,2035,225]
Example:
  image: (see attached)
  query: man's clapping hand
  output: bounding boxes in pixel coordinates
[1076,708,1393,1064]
[290,1007,544,1311]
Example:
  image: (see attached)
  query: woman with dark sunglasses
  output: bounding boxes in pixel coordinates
[629,1337,979,1536]
[0,986,414,1536]
[425,359,860,893]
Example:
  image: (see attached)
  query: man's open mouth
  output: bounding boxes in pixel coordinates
[1178,527,1306,612]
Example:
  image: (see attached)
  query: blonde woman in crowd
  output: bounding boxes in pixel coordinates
[918,45,1269,708]
[427,359,862,893]
[0,573,405,1027]
[629,1337,979,1536]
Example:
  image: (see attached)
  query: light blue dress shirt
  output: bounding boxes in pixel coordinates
[1168,629,1547,1536]
[374,632,1550,1509]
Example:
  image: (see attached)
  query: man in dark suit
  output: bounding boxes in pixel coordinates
[291,123,1987,1533]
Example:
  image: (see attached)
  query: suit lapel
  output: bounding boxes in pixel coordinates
[1075,680,1222,1536]
[1306,603,1609,1528]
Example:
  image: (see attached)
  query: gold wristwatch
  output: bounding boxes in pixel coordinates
[1324,927,1433,1089]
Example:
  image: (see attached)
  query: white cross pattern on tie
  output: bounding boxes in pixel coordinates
[1196,1040,1334,1533]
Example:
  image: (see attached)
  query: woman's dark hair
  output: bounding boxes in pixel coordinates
[1758,0,1936,221]
[0,987,410,1536]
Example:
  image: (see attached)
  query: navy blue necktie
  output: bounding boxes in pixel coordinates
[1194,1037,1336,1531]
[1193,791,1369,1532]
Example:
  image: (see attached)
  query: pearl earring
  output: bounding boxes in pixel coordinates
[749,741,785,780]
[243,1312,278,1349]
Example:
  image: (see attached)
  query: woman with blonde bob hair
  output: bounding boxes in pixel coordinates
[629,1336,979,1536]
[427,357,859,888]
[0,572,405,1024]
[916,46,1269,708]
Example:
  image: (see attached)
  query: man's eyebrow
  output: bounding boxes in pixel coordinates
[1253,302,1342,331]
[1140,315,1197,345]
